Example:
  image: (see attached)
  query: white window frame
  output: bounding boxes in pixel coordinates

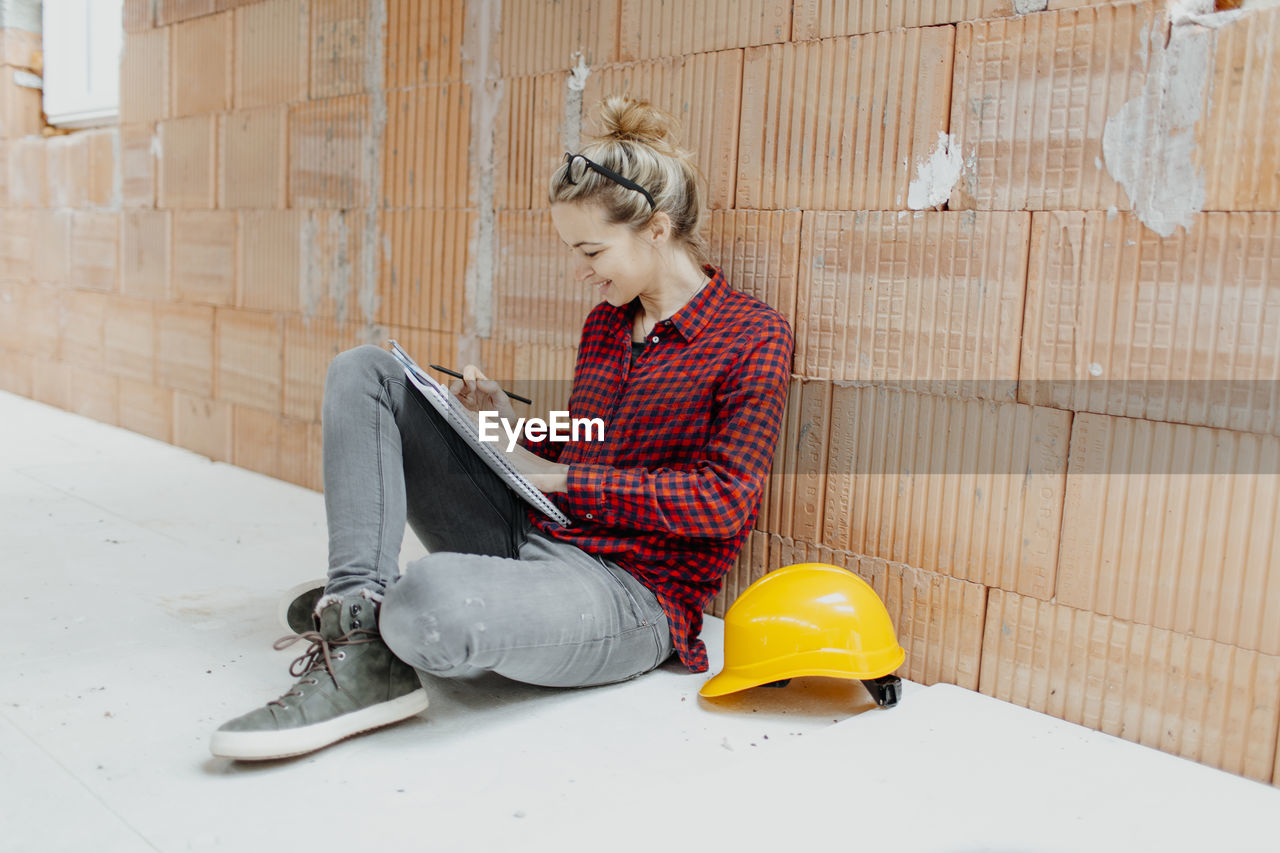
[41,0,123,129]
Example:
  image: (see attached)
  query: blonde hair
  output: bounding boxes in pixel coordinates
[549,95,708,265]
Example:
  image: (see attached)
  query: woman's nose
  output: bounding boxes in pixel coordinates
[574,260,594,282]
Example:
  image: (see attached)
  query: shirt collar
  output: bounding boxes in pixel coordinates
[613,265,727,343]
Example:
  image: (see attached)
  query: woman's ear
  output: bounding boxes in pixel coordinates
[645,211,673,246]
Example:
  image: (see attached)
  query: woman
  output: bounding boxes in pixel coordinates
[210,96,794,761]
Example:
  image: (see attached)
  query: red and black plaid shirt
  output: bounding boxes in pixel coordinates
[523,265,794,672]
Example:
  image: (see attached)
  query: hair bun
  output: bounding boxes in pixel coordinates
[598,95,678,151]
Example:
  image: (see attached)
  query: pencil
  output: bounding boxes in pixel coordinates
[428,364,534,405]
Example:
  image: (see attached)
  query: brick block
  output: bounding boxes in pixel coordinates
[31,359,71,411]
[0,74,42,139]
[821,385,1070,598]
[171,12,233,117]
[982,590,1280,783]
[0,281,24,349]
[289,95,374,208]
[2,26,42,69]
[220,107,287,208]
[1022,211,1280,434]
[384,83,470,208]
[120,123,156,207]
[278,418,323,491]
[216,308,283,412]
[299,209,365,322]
[29,210,72,284]
[0,348,34,397]
[123,0,155,31]
[795,211,1028,394]
[379,209,471,331]
[70,211,120,292]
[950,3,1154,211]
[282,316,360,422]
[235,0,309,109]
[385,0,465,87]
[500,0,619,76]
[120,29,170,124]
[157,302,215,396]
[0,140,7,206]
[239,210,301,312]
[173,390,232,462]
[16,283,61,357]
[0,209,30,279]
[232,404,282,478]
[493,74,562,211]
[794,0,1021,38]
[85,129,120,207]
[738,29,954,210]
[65,364,120,426]
[61,290,108,367]
[158,0,217,25]
[619,0,789,60]
[1058,412,1280,657]
[118,378,174,443]
[46,134,89,208]
[706,210,801,332]
[311,0,382,98]
[584,49,744,210]
[121,209,170,299]
[104,299,156,383]
[1198,5,1280,210]
[7,135,45,207]
[173,211,235,306]
[158,115,217,209]
[493,210,583,349]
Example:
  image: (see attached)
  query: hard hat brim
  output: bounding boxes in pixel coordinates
[699,648,905,698]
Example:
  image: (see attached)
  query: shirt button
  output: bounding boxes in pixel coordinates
[651,335,659,343]
[585,513,593,519]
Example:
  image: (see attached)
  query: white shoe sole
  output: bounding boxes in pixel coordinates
[275,577,327,634]
[209,689,430,761]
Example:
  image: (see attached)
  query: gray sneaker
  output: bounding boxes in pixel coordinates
[210,591,428,761]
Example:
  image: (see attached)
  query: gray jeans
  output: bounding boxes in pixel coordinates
[320,345,674,688]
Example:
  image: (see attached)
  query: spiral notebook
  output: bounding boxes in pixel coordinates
[387,340,571,528]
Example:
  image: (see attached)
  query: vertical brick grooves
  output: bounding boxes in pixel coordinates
[1026,214,1280,431]
[982,590,1280,782]
[384,83,470,208]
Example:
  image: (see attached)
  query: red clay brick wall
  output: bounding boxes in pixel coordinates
[1,0,1278,786]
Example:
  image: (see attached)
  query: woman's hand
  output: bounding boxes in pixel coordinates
[449,364,569,493]
[504,446,570,494]
[449,364,517,425]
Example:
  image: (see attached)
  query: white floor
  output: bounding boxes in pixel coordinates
[2,389,1277,853]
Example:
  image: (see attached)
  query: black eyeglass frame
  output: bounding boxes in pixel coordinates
[562,152,656,211]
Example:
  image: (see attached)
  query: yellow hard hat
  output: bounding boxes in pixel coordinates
[700,563,905,698]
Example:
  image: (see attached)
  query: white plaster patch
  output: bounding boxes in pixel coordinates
[1088,362,1104,377]
[359,0,388,330]
[561,52,591,154]
[329,211,353,326]
[300,213,320,321]
[463,0,503,338]
[1013,0,1049,14]
[1102,8,1215,237]
[907,131,963,210]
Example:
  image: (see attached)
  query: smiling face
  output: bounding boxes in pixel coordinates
[550,201,663,307]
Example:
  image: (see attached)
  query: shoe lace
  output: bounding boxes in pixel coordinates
[266,627,381,707]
